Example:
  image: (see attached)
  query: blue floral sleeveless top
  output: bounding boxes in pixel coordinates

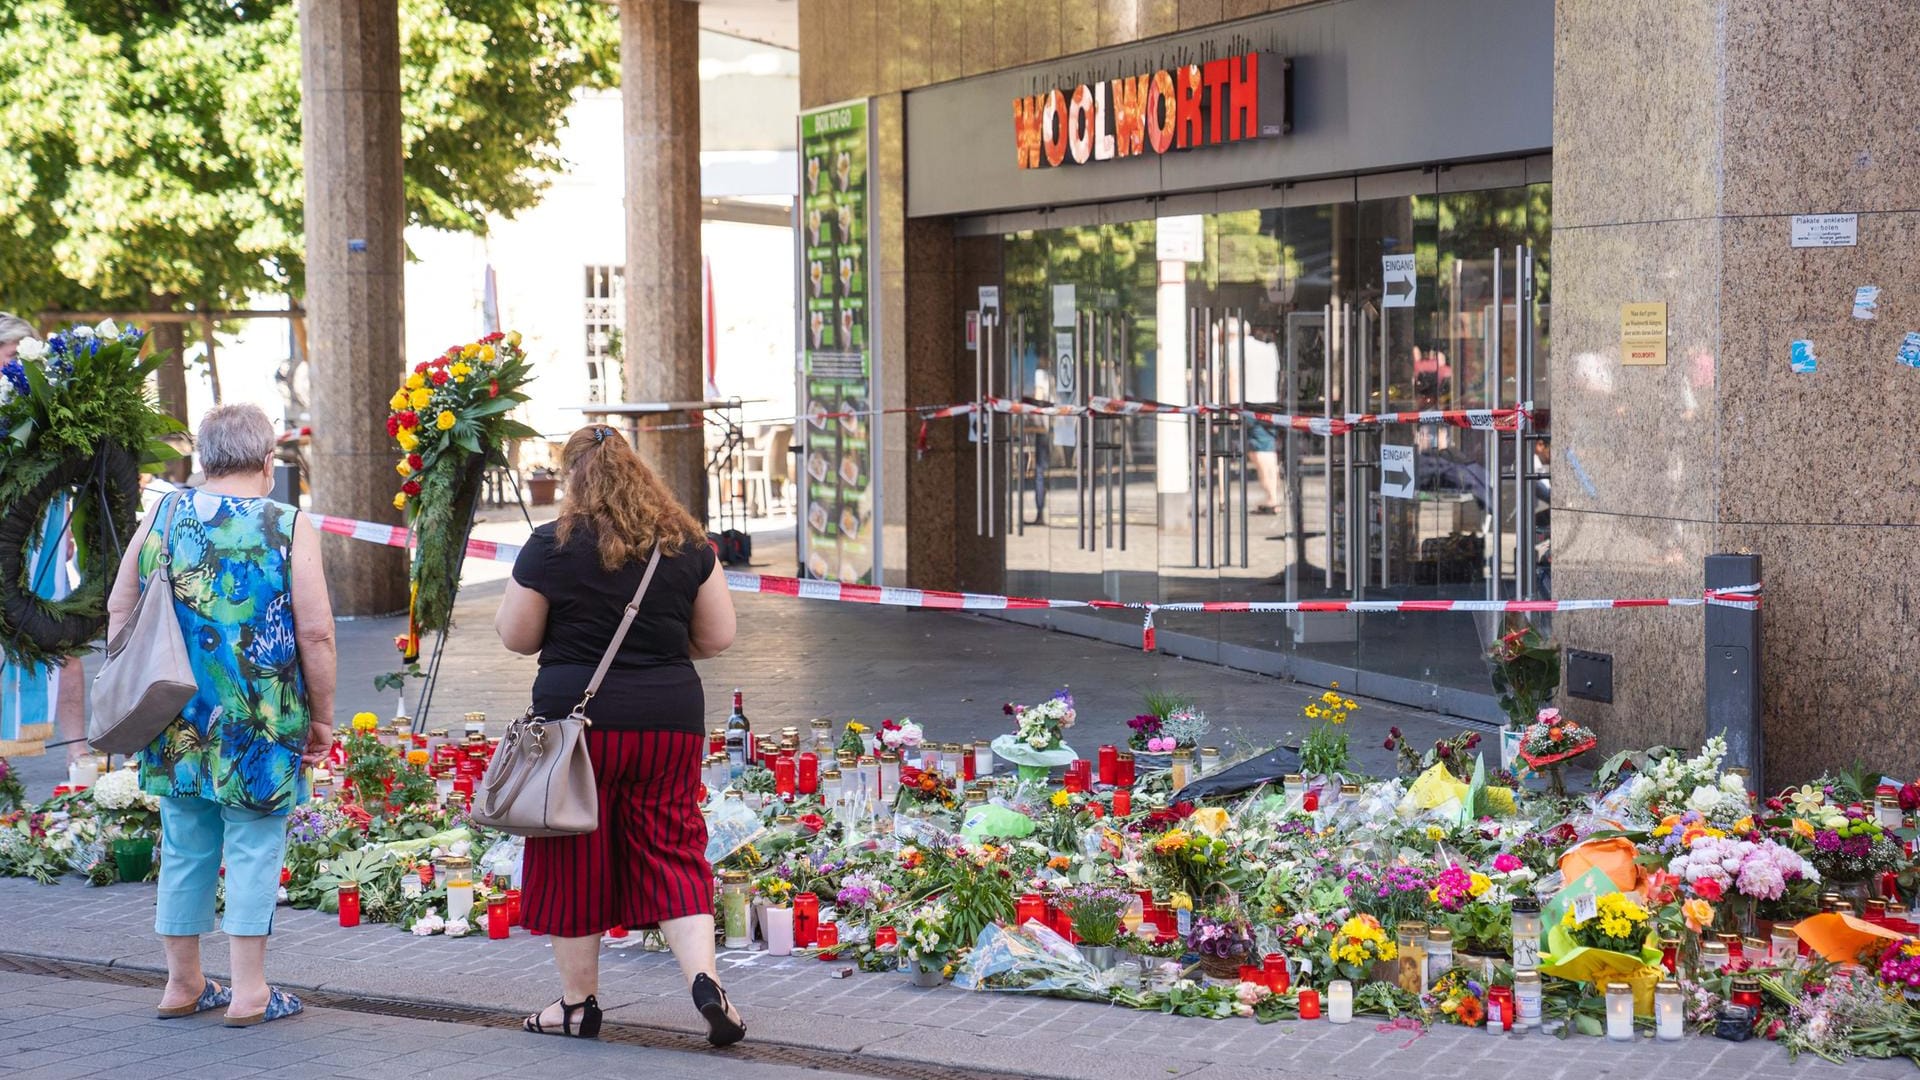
[136,491,310,815]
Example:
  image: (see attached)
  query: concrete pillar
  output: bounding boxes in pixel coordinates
[620,0,708,521]
[1552,0,1920,783]
[300,0,409,615]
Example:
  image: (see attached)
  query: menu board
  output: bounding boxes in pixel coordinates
[798,101,877,584]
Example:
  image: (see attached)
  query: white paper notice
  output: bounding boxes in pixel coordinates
[1791,214,1858,248]
[1852,285,1880,320]
[1051,284,1076,328]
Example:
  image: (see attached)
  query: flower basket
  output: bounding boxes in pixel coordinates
[1519,736,1597,769]
[1198,943,1250,982]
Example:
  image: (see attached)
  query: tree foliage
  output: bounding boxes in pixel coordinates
[0,0,617,314]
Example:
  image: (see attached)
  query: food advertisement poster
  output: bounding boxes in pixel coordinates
[798,100,877,583]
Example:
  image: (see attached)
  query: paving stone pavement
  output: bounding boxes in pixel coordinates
[0,877,1906,1080]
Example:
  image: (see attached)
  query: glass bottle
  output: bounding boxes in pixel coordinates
[1604,980,1635,1041]
[1655,980,1683,1041]
[1510,897,1541,971]
[443,857,474,923]
[1424,927,1453,989]
[725,690,752,778]
[720,870,751,949]
[1514,970,1543,1029]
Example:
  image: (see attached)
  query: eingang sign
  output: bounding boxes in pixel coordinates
[1012,52,1289,169]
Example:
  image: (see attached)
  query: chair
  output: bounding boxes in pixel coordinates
[741,425,792,517]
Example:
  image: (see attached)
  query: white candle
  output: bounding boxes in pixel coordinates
[69,758,100,788]
[1655,981,1683,1041]
[1605,982,1634,1041]
[447,882,473,923]
[1327,980,1353,1024]
[765,905,795,956]
[974,742,993,779]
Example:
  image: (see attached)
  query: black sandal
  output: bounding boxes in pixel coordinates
[691,973,746,1047]
[524,995,602,1039]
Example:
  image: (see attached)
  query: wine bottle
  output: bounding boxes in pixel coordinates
[724,689,752,779]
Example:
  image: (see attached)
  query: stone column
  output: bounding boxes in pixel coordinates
[301,0,409,615]
[620,0,708,521]
[1552,0,1920,783]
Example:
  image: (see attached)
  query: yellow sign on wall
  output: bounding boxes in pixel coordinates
[1620,302,1668,366]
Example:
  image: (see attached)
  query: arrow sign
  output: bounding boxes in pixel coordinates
[1380,444,1416,499]
[1382,254,1416,309]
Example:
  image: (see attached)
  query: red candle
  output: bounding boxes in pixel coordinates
[962,752,976,781]
[816,921,840,959]
[1064,760,1090,793]
[1660,939,1679,974]
[1297,989,1321,1019]
[1239,965,1263,984]
[453,776,474,808]
[1488,985,1514,1029]
[1731,984,1762,1012]
[337,883,361,928]
[709,731,726,754]
[1116,753,1136,788]
[1262,953,1290,994]
[1051,906,1078,945]
[487,899,509,939]
[1098,745,1118,787]
[506,888,522,926]
[874,926,898,949]
[793,892,819,947]
[774,756,797,802]
[1882,872,1903,907]
[1113,790,1132,816]
[412,733,428,749]
[798,752,819,795]
[1017,894,1045,927]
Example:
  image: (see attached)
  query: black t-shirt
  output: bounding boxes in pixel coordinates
[511,522,716,733]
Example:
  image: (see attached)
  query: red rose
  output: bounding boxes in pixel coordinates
[407,453,423,470]
[1087,803,1105,819]
[430,370,449,386]
[386,415,401,437]
[414,362,429,374]
[797,813,826,834]
[402,480,421,496]
[397,410,417,428]
[1695,877,1724,902]
[1901,783,1920,812]
[280,866,291,886]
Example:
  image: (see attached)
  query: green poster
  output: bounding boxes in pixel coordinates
[798,100,875,584]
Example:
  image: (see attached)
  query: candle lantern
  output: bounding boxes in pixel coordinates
[1097,745,1118,787]
[773,756,797,802]
[1487,985,1514,1031]
[1114,751,1135,788]
[1017,894,1045,927]
[816,921,840,960]
[765,908,797,957]
[793,892,820,947]
[1511,898,1541,971]
[506,887,522,926]
[1396,922,1427,994]
[1604,981,1635,1041]
[1655,980,1684,1041]
[820,767,844,805]
[810,718,834,754]
[720,870,752,949]
[797,752,819,796]
[877,753,900,800]
[974,741,993,781]
[1769,925,1799,962]
[1199,747,1221,779]
[1327,980,1354,1024]
[1514,970,1543,1029]
[1730,976,1762,1014]
[1261,952,1290,994]
[337,882,361,928]
[874,926,898,950]
[1296,989,1321,1020]
[487,899,510,939]
[444,857,474,923]
[1169,748,1192,790]
[1716,932,1742,962]
[1113,790,1132,816]
[1424,927,1454,989]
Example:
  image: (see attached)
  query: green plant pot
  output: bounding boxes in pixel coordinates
[111,837,155,882]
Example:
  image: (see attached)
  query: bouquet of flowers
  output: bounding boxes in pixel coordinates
[1668,834,1820,908]
[1056,883,1131,947]
[1323,913,1397,982]
[1383,727,1482,783]
[1561,892,1653,954]
[1622,735,1749,827]
[896,765,958,810]
[837,720,869,756]
[1517,708,1595,767]
[1878,938,1920,1001]
[1488,623,1560,729]
[879,718,923,752]
[1427,863,1493,914]
[902,899,960,976]
[89,768,159,837]
[1298,685,1357,778]
[0,758,24,813]
[1807,815,1902,884]
[1340,863,1432,925]
[385,331,536,660]
[1424,968,1488,1027]
[1008,691,1075,752]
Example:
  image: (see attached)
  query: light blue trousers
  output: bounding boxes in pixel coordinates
[155,796,290,938]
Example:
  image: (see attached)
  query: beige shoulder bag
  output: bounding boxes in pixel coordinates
[472,547,662,837]
[90,492,197,755]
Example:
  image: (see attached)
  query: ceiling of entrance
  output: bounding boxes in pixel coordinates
[695,0,797,50]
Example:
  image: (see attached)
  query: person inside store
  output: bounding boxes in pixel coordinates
[493,424,745,1045]
[0,313,89,765]
[107,403,335,1027]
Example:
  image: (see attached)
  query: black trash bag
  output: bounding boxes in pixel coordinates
[1170,744,1302,803]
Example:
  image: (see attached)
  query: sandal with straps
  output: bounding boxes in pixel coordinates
[524,995,602,1039]
[691,973,746,1048]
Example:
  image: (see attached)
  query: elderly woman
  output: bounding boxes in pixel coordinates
[107,403,335,1027]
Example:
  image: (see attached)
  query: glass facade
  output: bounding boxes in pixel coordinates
[970,178,1551,716]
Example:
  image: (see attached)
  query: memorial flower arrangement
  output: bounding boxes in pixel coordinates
[1297,685,1356,777]
[383,331,537,668]
[1487,624,1560,729]
[1622,735,1749,827]
[1562,893,1652,954]
[1056,883,1131,947]
[1007,691,1076,752]
[1384,727,1482,783]
[879,717,924,752]
[0,320,183,669]
[1127,699,1209,754]
[1667,834,1820,906]
[1424,968,1487,1027]
[1517,708,1595,766]
[1324,913,1396,982]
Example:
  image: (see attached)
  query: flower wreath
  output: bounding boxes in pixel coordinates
[0,322,181,668]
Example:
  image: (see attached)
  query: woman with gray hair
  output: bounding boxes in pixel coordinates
[107,402,336,1027]
[0,313,88,764]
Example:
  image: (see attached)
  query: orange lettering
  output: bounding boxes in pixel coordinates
[1013,95,1045,169]
[1111,75,1147,157]
[1174,64,1202,149]
[1042,88,1070,167]
[1202,58,1230,145]
[1146,70,1176,154]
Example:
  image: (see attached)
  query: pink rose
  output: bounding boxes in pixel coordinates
[1493,853,1523,873]
[1535,707,1560,724]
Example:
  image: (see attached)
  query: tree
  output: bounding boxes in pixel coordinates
[0,0,617,326]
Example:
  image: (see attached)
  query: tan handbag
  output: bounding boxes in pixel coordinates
[472,548,662,837]
[90,492,198,755]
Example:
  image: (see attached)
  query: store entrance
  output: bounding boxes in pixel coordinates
[958,178,1550,718]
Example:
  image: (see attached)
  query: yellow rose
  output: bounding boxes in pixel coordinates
[506,331,522,347]
[1189,807,1230,838]
[461,343,479,359]
[449,362,471,378]
[396,460,412,478]
[409,387,432,410]
[435,410,456,431]
[351,712,379,731]
[406,373,425,390]
[396,428,419,451]
[479,345,495,361]
[393,492,408,509]
[388,390,408,411]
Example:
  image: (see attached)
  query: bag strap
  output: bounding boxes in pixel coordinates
[571,547,663,718]
[107,492,186,660]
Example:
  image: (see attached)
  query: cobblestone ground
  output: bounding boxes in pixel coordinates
[0,878,1903,1080]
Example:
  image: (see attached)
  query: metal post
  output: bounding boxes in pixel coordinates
[1014,313,1026,536]
[985,308,996,539]
[1189,307,1201,568]
[1343,307,1357,598]
[1377,302,1389,590]
[1705,552,1764,790]
[974,305,984,537]
[1203,306,1216,569]
[1119,317,1130,551]
[1322,301,1334,591]
[1486,249,1503,601]
[1237,310,1249,569]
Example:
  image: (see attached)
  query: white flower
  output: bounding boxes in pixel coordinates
[411,912,445,936]
[15,337,47,362]
[445,917,472,938]
[1685,785,1723,815]
[71,325,93,340]
[94,318,119,339]
[91,768,156,811]
[1719,773,1746,797]
[448,839,471,858]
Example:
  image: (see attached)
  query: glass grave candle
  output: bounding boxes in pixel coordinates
[1114,751,1135,788]
[877,753,900,801]
[444,857,474,923]
[337,881,361,927]
[721,871,752,949]
[1327,980,1353,1024]
[1199,747,1221,778]
[487,898,510,939]
[793,892,820,947]
[1770,925,1799,962]
[1511,898,1541,971]
[1655,980,1684,1041]
[1514,971,1543,1029]
[1169,748,1192,791]
[1098,744,1118,786]
[810,718,834,754]
[1605,981,1635,1041]
[764,905,794,956]
[974,740,993,781]
[1296,989,1320,1020]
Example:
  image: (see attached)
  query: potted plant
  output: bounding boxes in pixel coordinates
[1057,883,1129,970]
[992,690,1078,785]
[1297,685,1358,782]
[526,465,558,505]
[1488,623,1561,769]
[89,768,160,882]
[903,899,957,987]
[1189,902,1254,982]
[1129,691,1209,768]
